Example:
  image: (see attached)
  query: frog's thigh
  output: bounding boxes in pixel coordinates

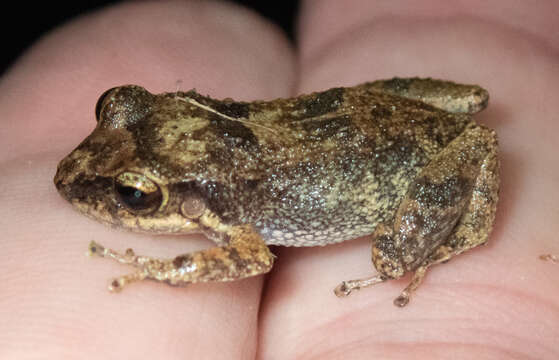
[401,123,499,264]
[392,124,499,306]
[427,124,499,261]
[89,225,274,291]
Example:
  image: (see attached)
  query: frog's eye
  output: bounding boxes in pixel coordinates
[114,172,162,213]
[95,87,118,122]
[180,193,206,219]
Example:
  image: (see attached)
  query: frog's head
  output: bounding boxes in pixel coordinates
[54,85,231,234]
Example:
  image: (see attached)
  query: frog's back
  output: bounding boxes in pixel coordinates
[232,81,478,247]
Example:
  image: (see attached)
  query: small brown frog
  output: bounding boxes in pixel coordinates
[54,77,499,306]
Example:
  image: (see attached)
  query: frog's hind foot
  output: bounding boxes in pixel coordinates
[392,266,429,307]
[334,267,429,307]
[540,254,559,263]
[334,274,388,297]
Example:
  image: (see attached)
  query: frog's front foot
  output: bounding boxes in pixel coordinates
[86,225,275,292]
[88,241,136,263]
[88,241,156,291]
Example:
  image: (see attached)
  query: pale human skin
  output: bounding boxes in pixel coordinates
[1,1,558,359]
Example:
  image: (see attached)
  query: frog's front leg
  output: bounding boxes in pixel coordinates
[335,123,499,306]
[88,225,274,291]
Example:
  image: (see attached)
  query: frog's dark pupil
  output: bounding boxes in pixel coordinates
[115,184,162,212]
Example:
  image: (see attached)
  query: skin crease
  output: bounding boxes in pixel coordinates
[0,1,558,359]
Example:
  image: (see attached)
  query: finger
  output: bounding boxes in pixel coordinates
[0,1,294,358]
[259,1,559,359]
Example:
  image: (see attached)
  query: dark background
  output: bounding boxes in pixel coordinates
[1,0,298,76]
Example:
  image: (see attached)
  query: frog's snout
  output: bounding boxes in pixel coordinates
[53,151,98,203]
[54,156,72,200]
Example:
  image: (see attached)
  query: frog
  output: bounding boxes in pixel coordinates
[54,77,499,307]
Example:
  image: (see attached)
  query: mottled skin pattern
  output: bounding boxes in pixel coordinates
[54,78,499,306]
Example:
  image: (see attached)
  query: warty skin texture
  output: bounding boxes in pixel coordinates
[54,78,499,306]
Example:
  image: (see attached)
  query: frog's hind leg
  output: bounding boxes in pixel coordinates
[88,225,274,291]
[336,124,499,306]
[369,77,489,114]
[390,245,463,307]
[396,124,499,306]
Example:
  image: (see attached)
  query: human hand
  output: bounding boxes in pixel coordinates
[1,1,558,359]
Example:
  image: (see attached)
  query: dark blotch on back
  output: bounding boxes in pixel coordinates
[379,78,413,93]
[183,91,250,119]
[184,91,258,152]
[207,113,259,152]
[301,115,351,141]
[214,101,250,119]
[296,87,345,118]
[370,105,393,119]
